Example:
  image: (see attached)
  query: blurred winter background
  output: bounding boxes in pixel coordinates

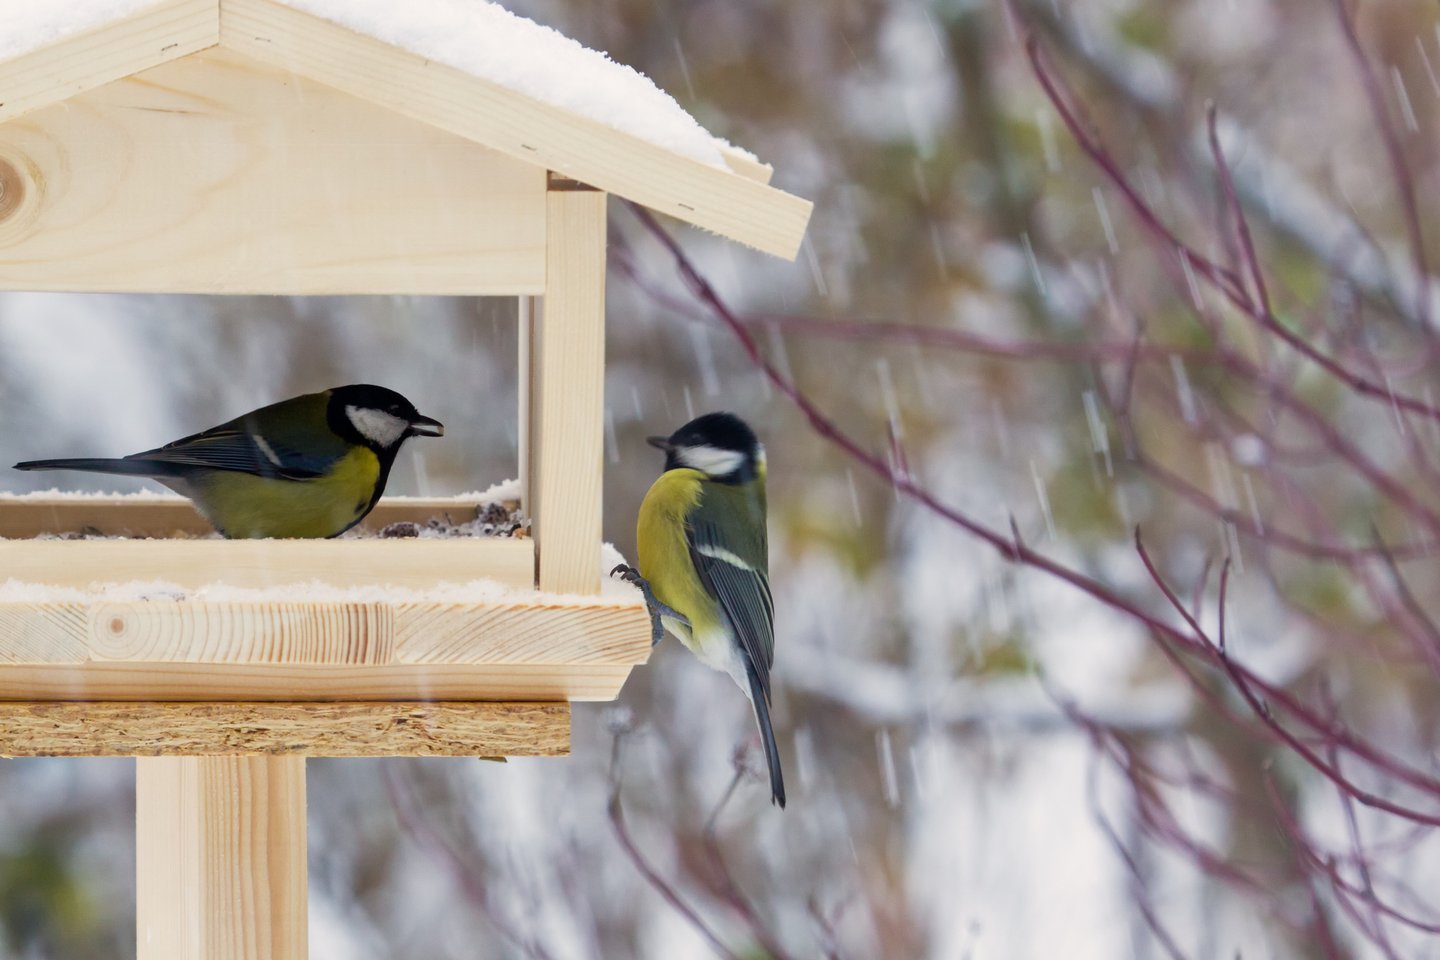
[6,0,1440,956]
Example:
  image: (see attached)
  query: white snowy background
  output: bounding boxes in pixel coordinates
[1,0,1438,958]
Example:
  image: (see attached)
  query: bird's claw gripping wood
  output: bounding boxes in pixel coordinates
[609,564,688,646]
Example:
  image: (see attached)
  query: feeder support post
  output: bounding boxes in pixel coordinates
[137,755,307,960]
[530,173,606,594]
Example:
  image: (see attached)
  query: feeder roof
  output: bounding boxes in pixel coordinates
[0,0,811,258]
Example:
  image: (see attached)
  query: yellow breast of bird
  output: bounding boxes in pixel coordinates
[193,446,382,539]
[636,468,722,645]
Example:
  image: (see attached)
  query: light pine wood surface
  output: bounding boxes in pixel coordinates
[0,48,546,293]
[0,662,637,703]
[533,184,607,595]
[0,596,646,666]
[0,0,219,126]
[220,0,811,259]
[0,537,535,590]
[137,756,306,960]
[0,701,568,757]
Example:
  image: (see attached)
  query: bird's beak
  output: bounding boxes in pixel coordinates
[646,436,673,452]
[408,414,445,438]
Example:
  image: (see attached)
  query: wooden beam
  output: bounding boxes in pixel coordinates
[0,494,520,539]
[532,183,606,594]
[0,595,647,666]
[0,49,546,294]
[220,0,812,259]
[0,662,636,702]
[719,148,775,185]
[0,0,219,126]
[0,537,535,590]
[518,295,536,526]
[137,755,306,960]
[0,701,568,757]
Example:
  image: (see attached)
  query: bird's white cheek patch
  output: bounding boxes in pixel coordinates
[346,405,408,448]
[675,444,745,477]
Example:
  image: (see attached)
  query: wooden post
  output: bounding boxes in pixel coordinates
[532,174,606,594]
[518,295,535,522]
[137,756,307,960]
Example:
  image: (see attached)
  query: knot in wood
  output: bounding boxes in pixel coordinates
[0,157,23,224]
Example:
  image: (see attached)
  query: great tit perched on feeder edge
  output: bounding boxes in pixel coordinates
[615,412,784,808]
[15,384,443,539]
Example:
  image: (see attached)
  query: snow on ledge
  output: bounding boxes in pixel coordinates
[0,487,188,501]
[0,477,522,504]
[278,0,729,168]
[0,544,643,604]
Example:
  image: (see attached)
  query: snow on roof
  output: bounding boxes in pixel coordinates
[0,0,165,62]
[280,0,726,167]
[4,1,732,167]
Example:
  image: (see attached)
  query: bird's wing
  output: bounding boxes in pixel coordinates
[686,481,774,696]
[129,396,344,480]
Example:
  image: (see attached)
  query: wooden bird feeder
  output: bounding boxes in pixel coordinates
[0,1,811,956]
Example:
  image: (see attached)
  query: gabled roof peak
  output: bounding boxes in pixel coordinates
[0,0,811,258]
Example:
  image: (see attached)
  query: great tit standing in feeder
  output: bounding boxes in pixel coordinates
[618,412,785,808]
[14,384,443,539]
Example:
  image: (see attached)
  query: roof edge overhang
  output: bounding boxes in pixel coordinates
[0,0,812,259]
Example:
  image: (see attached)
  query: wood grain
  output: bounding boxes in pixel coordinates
[0,0,218,126]
[220,0,811,259]
[533,187,606,595]
[0,596,645,665]
[0,537,535,590]
[137,755,306,960]
[0,48,546,293]
[0,662,637,702]
[0,495,520,539]
[0,701,568,757]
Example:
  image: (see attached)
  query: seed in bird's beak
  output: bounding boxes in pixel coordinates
[409,415,445,437]
[646,436,672,451]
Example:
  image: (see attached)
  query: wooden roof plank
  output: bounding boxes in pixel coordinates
[0,0,220,126]
[219,0,812,259]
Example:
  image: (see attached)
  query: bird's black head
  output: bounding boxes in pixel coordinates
[647,412,764,484]
[325,384,444,452]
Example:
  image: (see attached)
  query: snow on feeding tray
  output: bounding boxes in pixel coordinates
[0,480,528,541]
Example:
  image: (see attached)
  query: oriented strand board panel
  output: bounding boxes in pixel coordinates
[0,701,569,757]
[137,755,305,960]
[0,47,546,293]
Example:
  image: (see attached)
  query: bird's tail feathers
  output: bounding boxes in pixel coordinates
[13,457,175,478]
[746,663,786,809]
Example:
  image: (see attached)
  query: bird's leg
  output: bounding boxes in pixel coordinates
[609,564,689,646]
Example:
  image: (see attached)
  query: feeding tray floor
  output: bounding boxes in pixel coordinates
[0,493,650,757]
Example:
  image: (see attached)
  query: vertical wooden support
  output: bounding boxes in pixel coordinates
[533,175,606,594]
[518,295,536,520]
[137,756,307,960]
